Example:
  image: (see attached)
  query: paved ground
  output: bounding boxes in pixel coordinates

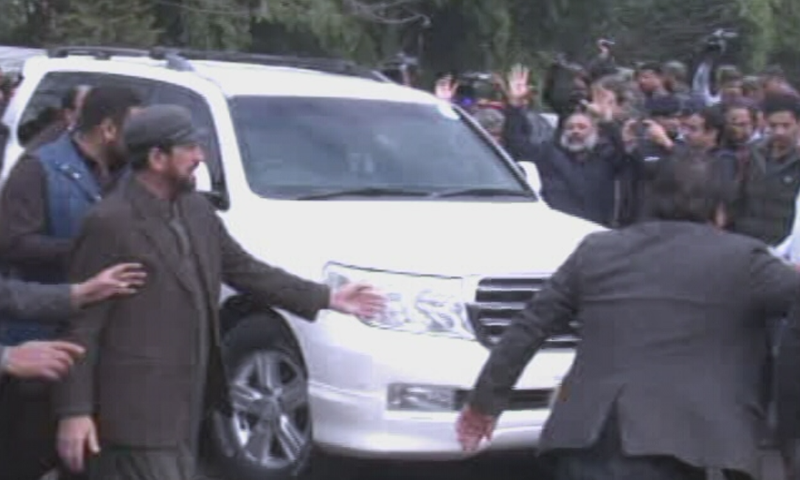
[201,449,787,480]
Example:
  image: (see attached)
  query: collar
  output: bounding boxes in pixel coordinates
[128,176,176,222]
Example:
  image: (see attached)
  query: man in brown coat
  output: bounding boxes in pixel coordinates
[55,104,384,480]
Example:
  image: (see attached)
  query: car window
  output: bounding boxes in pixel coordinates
[17,71,156,146]
[229,96,528,199]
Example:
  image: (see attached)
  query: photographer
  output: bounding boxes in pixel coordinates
[616,95,688,224]
[692,29,740,106]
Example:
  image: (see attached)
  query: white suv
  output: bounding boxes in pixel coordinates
[0,47,600,480]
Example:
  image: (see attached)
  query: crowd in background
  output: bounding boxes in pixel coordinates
[433,41,800,261]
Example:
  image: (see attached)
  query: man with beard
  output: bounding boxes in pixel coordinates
[502,64,629,227]
[55,105,386,480]
[504,107,625,226]
[0,85,142,480]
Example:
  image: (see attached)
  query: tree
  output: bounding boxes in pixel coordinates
[52,0,160,47]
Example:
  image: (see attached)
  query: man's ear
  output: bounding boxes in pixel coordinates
[100,118,119,142]
[147,147,166,171]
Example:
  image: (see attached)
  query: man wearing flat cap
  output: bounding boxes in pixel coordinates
[54,104,386,480]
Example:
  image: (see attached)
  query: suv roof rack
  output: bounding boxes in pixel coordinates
[153,47,388,81]
[46,45,389,82]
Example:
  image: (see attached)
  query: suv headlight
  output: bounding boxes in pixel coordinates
[324,264,474,339]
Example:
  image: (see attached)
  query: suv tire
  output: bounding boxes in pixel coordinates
[211,315,314,480]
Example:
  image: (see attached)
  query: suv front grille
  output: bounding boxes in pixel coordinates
[467,277,579,349]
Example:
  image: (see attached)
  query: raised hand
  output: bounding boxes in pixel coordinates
[435,75,459,102]
[507,64,531,107]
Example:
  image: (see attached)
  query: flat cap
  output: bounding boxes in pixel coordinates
[124,104,204,152]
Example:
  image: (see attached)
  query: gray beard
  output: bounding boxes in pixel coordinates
[560,132,598,153]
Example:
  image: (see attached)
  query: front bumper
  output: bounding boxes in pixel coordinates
[300,311,575,460]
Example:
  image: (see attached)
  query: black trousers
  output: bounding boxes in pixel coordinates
[549,413,753,480]
[0,377,87,480]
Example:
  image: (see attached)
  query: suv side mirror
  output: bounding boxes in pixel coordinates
[517,161,542,195]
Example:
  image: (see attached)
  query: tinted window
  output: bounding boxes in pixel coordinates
[229,96,527,199]
[17,72,156,145]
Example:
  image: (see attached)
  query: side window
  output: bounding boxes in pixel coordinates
[153,84,226,205]
[17,72,156,146]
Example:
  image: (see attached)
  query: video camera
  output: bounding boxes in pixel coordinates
[703,28,739,53]
[452,72,505,110]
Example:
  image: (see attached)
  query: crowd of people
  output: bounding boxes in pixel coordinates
[434,48,800,254]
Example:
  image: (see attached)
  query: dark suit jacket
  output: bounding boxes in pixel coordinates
[469,221,800,477]
[55,177,330,447]
[776,299,800,440]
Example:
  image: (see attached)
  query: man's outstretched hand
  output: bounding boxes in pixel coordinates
[456,406,496,452]
[3,341,85,380]
[329,282,386,318]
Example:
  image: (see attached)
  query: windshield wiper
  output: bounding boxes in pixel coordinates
[296,187,432,200]
[432,188,536,199]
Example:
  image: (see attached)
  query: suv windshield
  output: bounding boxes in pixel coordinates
[228,96,535,200]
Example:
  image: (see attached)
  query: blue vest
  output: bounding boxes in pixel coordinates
[39,134,104,242]
[0,134,103,345]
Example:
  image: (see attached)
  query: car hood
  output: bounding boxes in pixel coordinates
[225,200,603,279]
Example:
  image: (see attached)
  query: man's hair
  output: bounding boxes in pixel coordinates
[662,61,687,82]
[762,65,786,80]
[61,85,91,110]
[636,62,663,76]
[723,98,759,123]
[75,85,142,134]
[698,105,726,136]
[762,93,800,120]
[129,144,174,172]
[646,152,736,223]
[741,76,762,96]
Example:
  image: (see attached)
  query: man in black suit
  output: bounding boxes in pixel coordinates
[457,153,799,480]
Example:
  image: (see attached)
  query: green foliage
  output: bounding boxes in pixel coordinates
[2,0,800,83]
[52,0,160,47]
[177,0,251,50]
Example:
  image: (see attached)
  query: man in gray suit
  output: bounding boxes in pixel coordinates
[457,155,799,480]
